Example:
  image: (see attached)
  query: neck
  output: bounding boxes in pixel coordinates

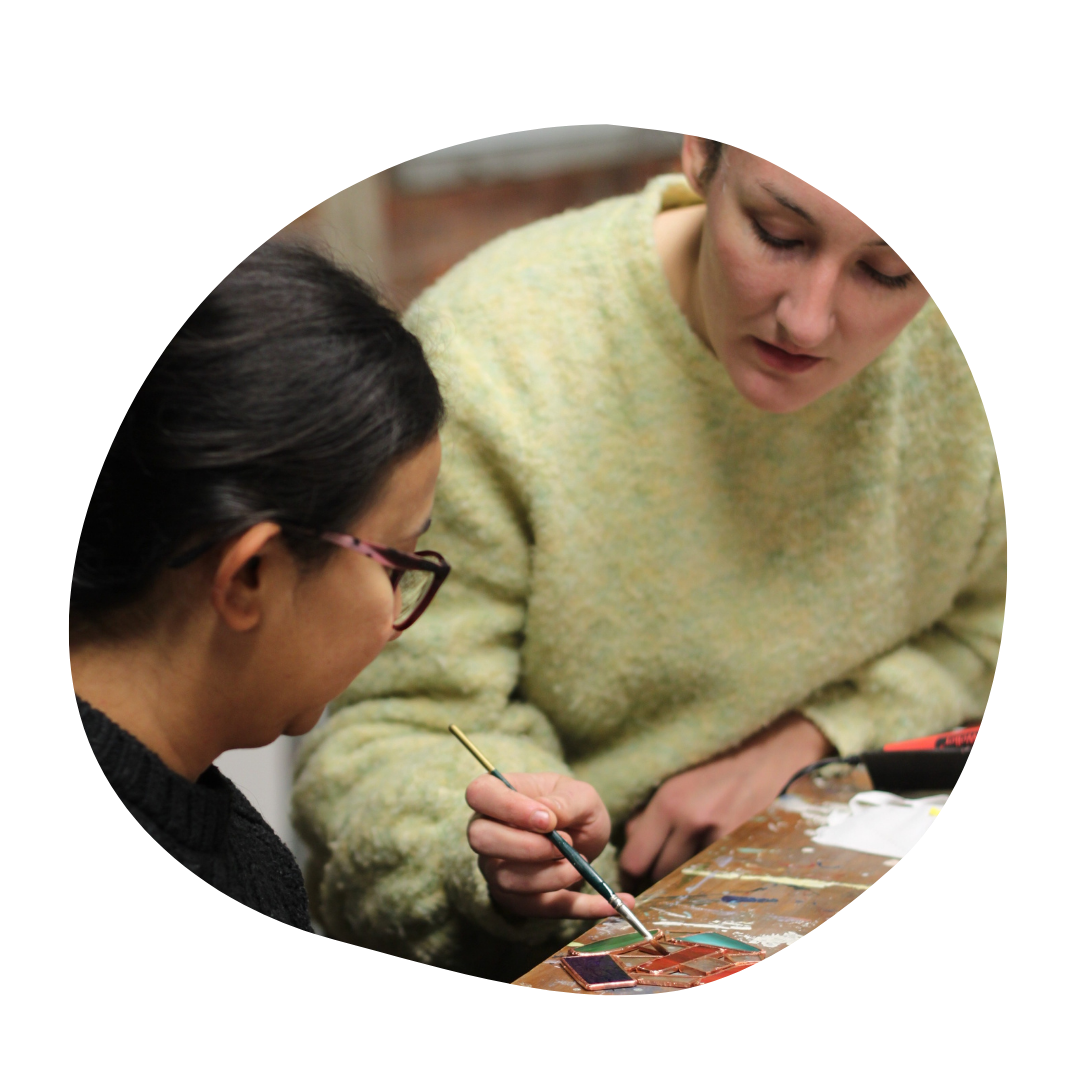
[71,624,229,782]
[653,201,710,349]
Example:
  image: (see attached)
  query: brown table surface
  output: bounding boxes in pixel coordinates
[514,765,903,994]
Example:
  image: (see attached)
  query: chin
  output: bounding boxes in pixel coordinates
[728,365,818,414]
[284,706,326,738]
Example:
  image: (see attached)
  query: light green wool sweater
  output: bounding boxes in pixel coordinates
[292,175,1005,979]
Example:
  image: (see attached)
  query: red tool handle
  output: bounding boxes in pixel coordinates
[882,724,980,753]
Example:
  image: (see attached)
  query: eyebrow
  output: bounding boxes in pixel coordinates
[409,516,432,540]
[760,182,893,248]
[761,183,816,226]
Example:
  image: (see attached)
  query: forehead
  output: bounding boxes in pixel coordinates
[720,147,879,240]
[351,435,441,535]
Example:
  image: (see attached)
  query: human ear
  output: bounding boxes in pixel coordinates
[681,135,712,198]
[209,522,283,632]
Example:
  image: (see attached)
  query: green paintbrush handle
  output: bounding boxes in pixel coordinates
[490,770,612,897]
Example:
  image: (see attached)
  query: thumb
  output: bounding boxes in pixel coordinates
[535,793,569,823]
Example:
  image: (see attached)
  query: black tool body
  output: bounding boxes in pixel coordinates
[860,749,970,793]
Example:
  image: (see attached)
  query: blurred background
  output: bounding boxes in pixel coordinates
[276,124,682,311]
[216,124,684,860]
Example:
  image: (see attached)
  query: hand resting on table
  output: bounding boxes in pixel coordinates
[620,713,832,885]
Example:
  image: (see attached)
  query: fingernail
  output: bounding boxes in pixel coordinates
[530,810,552,830]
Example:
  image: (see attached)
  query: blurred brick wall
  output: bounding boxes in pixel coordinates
[381,155,680,309]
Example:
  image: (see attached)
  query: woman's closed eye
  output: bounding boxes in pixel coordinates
[752,212,916,291]
[751,217,802,251]
[859,262,914,290]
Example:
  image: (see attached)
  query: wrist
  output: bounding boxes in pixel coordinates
[777,711,834,762]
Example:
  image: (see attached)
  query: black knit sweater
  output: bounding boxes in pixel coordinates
[79,698,312,932]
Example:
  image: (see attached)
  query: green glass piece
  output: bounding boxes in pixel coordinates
[682,932,758,952]
[574,931,648,953]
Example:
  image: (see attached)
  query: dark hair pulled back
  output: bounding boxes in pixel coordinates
[698,140,724,188]
[72,242,444,638]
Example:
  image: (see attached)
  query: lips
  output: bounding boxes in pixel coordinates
[752,338,825,374]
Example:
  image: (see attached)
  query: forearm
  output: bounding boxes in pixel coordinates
[801,591,1003,756]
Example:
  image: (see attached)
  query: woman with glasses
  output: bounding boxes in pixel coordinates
[294,137,1004,979]
[71,243,446,930]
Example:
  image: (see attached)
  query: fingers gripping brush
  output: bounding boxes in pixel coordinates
[449,724,653,942]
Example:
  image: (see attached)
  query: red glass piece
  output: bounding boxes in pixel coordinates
[635,944,719,972]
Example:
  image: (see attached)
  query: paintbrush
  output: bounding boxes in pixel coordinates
[448,724,653,942]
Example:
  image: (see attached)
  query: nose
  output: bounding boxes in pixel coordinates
[775,260,839,351]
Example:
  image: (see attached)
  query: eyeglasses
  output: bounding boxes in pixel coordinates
[170,523,450,632]
[318,530,450,631]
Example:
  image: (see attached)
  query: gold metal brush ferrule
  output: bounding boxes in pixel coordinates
[449,724,497,773]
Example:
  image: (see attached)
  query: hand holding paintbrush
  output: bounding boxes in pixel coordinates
[451,725,649,936]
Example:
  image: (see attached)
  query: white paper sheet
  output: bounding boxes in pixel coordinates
[810,790,948,859]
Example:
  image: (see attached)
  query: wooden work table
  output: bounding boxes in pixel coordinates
[514,765,899,994]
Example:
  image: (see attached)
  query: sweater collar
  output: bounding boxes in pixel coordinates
[78,697,233,852]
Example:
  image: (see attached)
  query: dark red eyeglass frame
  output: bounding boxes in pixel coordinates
[317,530,450,631]
[170,522,451,632]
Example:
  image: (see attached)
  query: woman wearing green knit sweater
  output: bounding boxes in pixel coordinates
[293,137,1003,980]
